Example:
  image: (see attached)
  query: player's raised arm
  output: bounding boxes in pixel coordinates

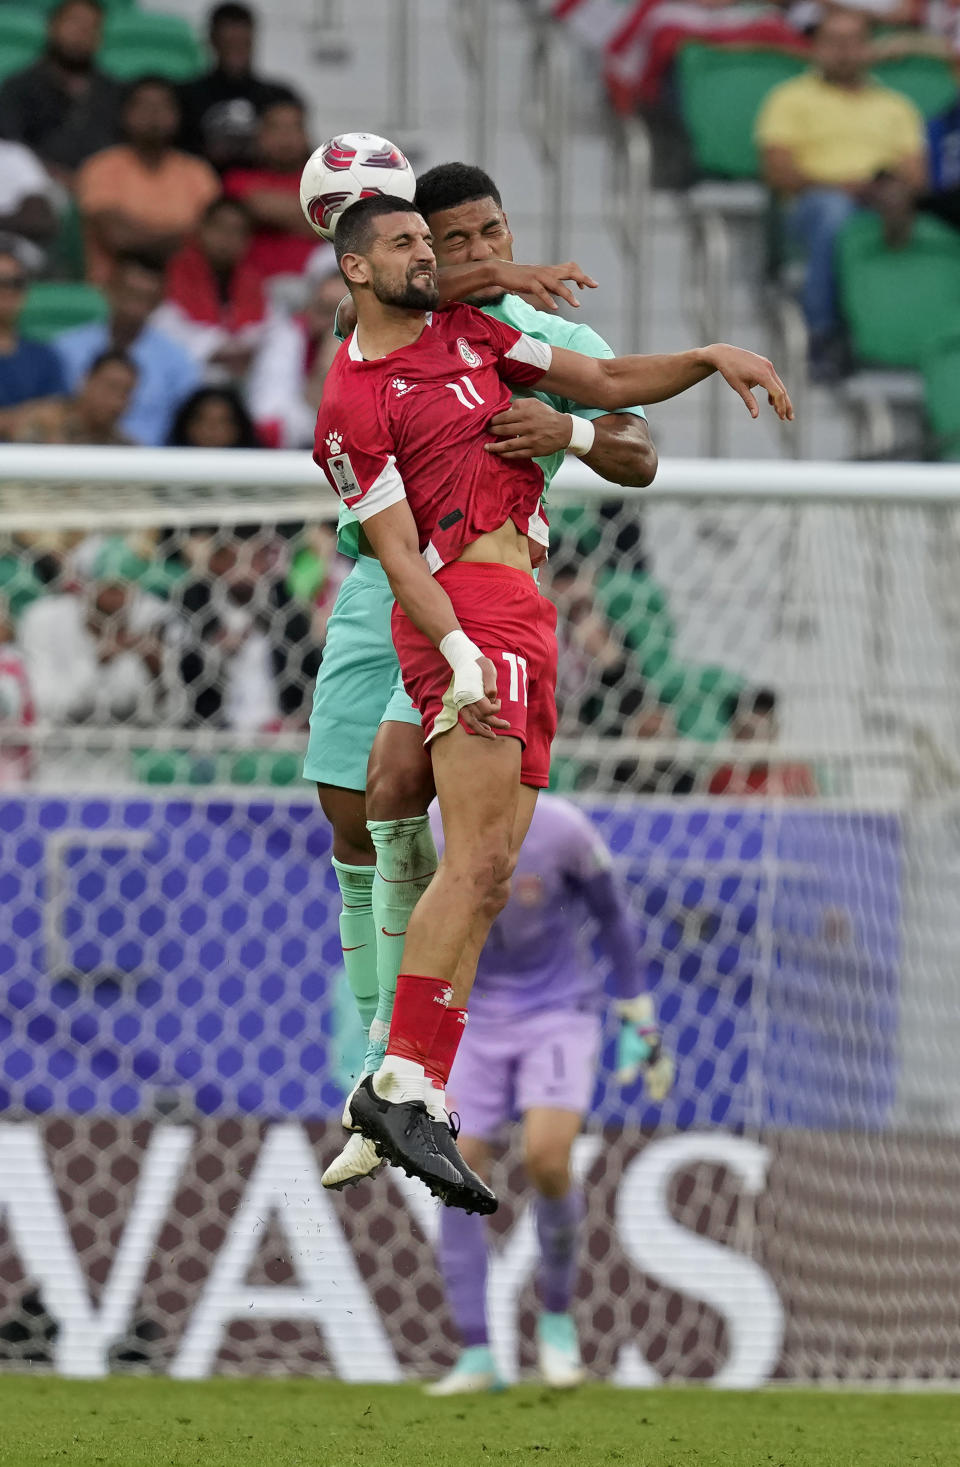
[332,258,598,337]
[533,342,794,421]
[436,258,598,313]
[359,501,507,740]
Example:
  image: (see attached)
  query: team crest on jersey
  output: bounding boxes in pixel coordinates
[391,377,416,397]
[457,338,482,368]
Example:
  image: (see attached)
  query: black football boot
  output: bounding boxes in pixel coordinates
[348,1073,462,1202]
[430,1109,499,1216]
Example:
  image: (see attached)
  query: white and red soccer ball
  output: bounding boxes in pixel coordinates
[300,132,417,242]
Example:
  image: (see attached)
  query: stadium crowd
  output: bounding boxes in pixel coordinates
[554,0,960,399]
[0,0,817,795]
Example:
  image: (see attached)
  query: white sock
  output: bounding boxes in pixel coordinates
[372,1054,427,1105]
[425,1086,447,1122]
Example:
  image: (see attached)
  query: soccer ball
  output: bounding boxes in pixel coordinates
[300,133,417,242]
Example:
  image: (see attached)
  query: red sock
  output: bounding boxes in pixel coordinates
[387,974,452,1067]
[424,1005,467,1088]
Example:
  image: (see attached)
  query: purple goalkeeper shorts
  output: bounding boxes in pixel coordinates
[447,1008,602,1140]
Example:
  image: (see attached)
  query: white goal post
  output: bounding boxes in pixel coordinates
[0,446,958,1385]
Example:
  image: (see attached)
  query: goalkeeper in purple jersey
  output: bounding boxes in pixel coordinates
[424,793,673,1395]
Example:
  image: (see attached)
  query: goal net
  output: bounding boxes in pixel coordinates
[0,445,958,1386]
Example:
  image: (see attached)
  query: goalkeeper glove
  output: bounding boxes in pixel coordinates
[615,993,674,1102]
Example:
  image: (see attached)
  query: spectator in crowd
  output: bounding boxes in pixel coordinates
[245,260,342,446]
[155,198,270,383]
[19,578,166,725]
[0,244,66,409]
[756,9,927,378]
[56,254,201,446]
[170,527,318,729]
[179,2,293,172]
[0,596,34,790]
[547,559,642,737]
[0,348,136,445]
[75,75,220,287]
[167,385,260,448]
[223,96,318,280]
[0,143,62,272]
[610,688,698,795]
[0,0,120,181]
[708,687,818,797]
[923,94,960,230]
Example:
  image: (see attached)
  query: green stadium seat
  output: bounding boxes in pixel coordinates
[99,10,206,82]
[596,567,676,672]
[49,197,86,281]
[0,557,45,622]
[19,282,107,342]
[0,39,42,83]
[676,43,807,179]
[872,55,957,118]
[0,8,44,51]
[837,212,960,369]
[653,660,746,740]
[922,330,960,459]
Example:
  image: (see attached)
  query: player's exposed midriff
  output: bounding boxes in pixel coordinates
[457,517,534,575]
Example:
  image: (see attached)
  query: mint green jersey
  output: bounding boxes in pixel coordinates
[333,293,646,558]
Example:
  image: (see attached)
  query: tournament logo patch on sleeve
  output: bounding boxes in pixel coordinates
[325,431,362,501]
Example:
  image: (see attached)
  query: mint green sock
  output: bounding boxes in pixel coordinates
[367,815,438,1033]
[331,858,379,1033]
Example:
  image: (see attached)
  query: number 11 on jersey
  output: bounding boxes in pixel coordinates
[501,651,528,705]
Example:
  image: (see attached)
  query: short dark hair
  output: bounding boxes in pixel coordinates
[86,349,137,380]
[49,0,103,23]
[722,685,778,724]
[168,386,259,448]
[334,194,423,272]
[122,74,180,110]
[414,162,502,223]
[200,195,251,228]
[209,1,254,32]
[258,92,305,122]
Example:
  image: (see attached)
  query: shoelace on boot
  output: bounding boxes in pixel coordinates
[402,1103,444,1156]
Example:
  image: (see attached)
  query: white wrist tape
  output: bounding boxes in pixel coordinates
[439,629,486,710]
[566,415,596,457]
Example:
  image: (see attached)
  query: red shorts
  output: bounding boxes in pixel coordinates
[391,561,558,788]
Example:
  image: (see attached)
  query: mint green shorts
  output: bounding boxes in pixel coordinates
[302,555,421,791]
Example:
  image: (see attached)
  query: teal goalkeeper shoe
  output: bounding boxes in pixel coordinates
[536,1312,585,1388]
[424,1346,505,1396]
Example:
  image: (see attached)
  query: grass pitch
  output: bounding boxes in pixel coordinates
[0,1376,957,1467]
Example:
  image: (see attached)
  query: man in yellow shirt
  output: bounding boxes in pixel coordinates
[756,8,927,376]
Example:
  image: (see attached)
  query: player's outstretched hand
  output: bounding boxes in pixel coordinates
[495,259,598,312]
[615,994,675,1102]
[484,399,572,459]
[703,344,794,421]
[457,654,510,739]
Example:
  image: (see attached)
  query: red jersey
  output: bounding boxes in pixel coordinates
[223,169,316,278]
[313,303,553,571]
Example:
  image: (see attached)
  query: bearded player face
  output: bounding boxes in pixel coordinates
[425,196,514,306]
[365,213,440,310]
